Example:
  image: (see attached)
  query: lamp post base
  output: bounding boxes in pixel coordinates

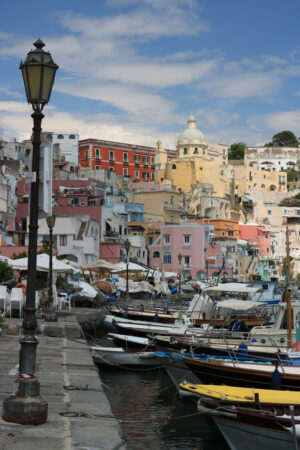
[2,377,48,425]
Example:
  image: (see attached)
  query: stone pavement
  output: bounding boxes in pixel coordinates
[0,312,126,450]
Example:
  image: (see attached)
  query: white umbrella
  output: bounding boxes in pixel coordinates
[112,262,148,273]
[9,254,79,273]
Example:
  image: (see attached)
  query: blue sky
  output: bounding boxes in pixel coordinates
[1,0,300,148]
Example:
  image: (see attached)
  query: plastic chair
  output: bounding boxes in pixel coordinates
[0,285,8,317]
[9,288,24,318]
[57,292,72,310]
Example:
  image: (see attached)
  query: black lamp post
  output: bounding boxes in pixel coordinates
[178,253,182,294]
[206,259,209,282]
[3,39,58,425]
[45,215,57,322]
[124,239,131,300]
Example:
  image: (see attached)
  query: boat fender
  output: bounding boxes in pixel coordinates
[271,361,282,390]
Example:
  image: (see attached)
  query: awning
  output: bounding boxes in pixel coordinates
[216,299,265,311]
[204,283,262,294]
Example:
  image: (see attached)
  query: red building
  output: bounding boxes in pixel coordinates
[79,139,176,181]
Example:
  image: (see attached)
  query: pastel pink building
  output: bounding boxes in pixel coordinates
[239,223,271,256]
[149,222,233,280]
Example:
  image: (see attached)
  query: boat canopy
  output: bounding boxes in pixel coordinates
[205,283,262,294]
[215,299,265,311]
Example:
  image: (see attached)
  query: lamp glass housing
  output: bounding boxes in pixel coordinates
[20,40,58,106]
[124,239,131,253]
[46,215,56,229]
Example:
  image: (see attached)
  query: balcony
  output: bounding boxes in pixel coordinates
[134,161,140,166]
[103,230,119,241]
[109,158,115,163]
[95,157,101,161]
[123,160,129,165]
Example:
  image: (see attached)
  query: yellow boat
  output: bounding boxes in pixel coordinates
[179,382,300,404]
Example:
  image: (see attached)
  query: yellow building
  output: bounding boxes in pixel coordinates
[157,115,229,197]
[132,190,182,223]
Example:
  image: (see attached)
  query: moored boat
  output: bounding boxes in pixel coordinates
[90,345,162,369]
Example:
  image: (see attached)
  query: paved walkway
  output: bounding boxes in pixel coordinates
[0,312,126,450]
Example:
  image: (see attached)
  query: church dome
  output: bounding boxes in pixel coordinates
[177,115,206,145]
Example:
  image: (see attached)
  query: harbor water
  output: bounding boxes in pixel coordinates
[99,367,229,449]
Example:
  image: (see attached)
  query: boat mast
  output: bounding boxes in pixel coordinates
[286,226,292,348]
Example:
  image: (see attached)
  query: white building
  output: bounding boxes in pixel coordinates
[44,132,79,165]
[246,146,300,172]
[26,215,99,265]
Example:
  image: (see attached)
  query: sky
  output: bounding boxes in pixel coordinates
[1,0,300,149]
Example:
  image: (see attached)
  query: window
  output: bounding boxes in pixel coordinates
[84,149,88,159]
[109,167,114,172]
[228,230,233,236]
[143,172,149,181]
[172,164,176,169]
[57,134,64,139]
[183,148,188,155]
[143,155,149,165]
[134,170,139,179]
[170,196,174,205]
[163,251,172,264]
[134,154,140,163]
[119,225,122,235]
[95,148,100,159]
[69,134,76,139]
[123,167,128,176]
[284,210,287,215]
[170,216,174,223]
[95,165,100,170]
[149,237,154,245]
[202,149,205,155]
[151,156,155,165]
[109,150,114,161]
[60,235,67,246]
[123,152,128,162]
[183,234,191,247]
[46,133,52,139]
[164,234,170,244]
[194,147,199,155]
[184,256,191,268]
[151,172,155,180]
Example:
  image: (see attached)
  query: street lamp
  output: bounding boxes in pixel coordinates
[178,253,182,294]
[3,39,58,425]
[45,215,57,322]
[205,259,209,282]
[124,239,131,300]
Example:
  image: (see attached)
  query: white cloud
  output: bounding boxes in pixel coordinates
[202,72,281,98]
[0,101,179,148]
[259,110,300,136]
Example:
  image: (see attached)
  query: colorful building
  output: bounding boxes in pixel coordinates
[133,189,182,224]
[149,222,233,280]
[239,223,271,256]
[79,138,176,182]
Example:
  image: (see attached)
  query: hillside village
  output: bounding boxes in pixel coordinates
[0,115,299,283]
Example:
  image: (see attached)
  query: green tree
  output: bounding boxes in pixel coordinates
[228,142,246,160]
[266,131,299,147]
[0,260,14,283]
[282,168,295,182]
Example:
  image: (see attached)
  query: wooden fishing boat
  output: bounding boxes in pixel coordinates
[156,351,300,390]
[179,383,300,450]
